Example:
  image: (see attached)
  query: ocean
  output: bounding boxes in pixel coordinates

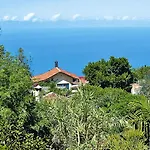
[0,27,150,76]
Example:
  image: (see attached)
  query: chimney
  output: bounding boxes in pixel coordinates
[55,61,58,68]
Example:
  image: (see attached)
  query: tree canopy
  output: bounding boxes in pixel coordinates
[133,65,150,81]
[83,56,134,91]
[0,45,47,149]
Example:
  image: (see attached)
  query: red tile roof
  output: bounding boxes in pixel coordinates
[32,67,79,82]
[79,76,88,84]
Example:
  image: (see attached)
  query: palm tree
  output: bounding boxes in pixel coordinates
[130,98,150,148]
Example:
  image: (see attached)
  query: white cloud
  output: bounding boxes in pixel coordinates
[72,14,81,20]
[95,17,100,21]
[2,15,18,21]
[122,16,130,20]
[104,16,114,21]
[32,18,38,22]
[103,15,137,21]
[24,13,35,21]
[51,13,61,21]
[3,16,10,21]
[132,16,137,20]
[116,16,121,20]
[11,16,17,21]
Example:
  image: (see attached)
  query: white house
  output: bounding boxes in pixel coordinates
[131,83,142,95]
[32,61,88,90]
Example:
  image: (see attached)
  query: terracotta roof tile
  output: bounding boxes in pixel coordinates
[60,69,79,79]
[32,67,79,82]
[79,76,89,84]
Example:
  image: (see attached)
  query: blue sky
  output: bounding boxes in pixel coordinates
[0,0,150,22]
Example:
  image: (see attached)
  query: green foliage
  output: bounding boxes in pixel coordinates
[36,85,147,149]
[40,81,72,96]
[129,97,150,147]
[138,73,150,100]
[0,46,48,149]
[81,85,145,118]
[133,65,150,81]
[83,56,134,91]
[105,129,147,150]
[0,45,5,58]
[0,47,33,113]
[0,145,8,150]
[0,46,149,149]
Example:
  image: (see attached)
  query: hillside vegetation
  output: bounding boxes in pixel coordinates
[0,45,150,149]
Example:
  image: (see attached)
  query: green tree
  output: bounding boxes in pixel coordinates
[133,65,150,81]
[17,47,32,75]
[83,56,134,91]
[139,74,150,99]
[0,145,8,150]
[37,85,147,149]
[0,45,5,58]
[0,46,48,149]
[130,97,150,148]
[105,129,147,150]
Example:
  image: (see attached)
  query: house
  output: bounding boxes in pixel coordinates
[131,83,142,95]
[32,61,87,90]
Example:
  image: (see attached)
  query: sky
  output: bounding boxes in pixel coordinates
[0,0,150,22]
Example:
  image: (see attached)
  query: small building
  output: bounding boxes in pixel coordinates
[131,83,142,95]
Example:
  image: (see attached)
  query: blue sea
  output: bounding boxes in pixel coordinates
[1,27,150,76]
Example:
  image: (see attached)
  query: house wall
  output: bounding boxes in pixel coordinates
[50,73,75,83]
[131,87,142,95]
[131,84,142,95]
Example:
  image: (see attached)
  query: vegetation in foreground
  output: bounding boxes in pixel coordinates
[1,45,150,149]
